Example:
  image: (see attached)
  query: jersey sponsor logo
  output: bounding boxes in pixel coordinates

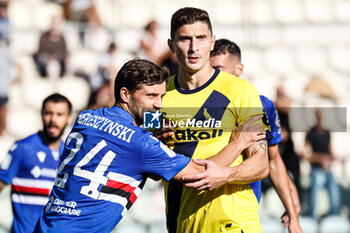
[45,196,82,216]
[143,111,162,129]
[76,113,136,143]
[31,166,57,179]
[173,128,223,141]
[37,151,46,163]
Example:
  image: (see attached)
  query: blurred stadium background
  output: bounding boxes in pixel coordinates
[0,0,350,232]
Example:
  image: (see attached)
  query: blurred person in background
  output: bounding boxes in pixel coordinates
[0,33,21,136]
[161,51,179,76]
[274,85,302,204]
[0,93,72,233]
[87,42,120,109]
[302,108,340,219]
[62,0,102,47]
[33,16,68,80]
[210,38,302,233]
[274,85,292,131]
[0,0,10,43]
[138,20,169,65]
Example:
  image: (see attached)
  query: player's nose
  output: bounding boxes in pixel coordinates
[154,96,162,110]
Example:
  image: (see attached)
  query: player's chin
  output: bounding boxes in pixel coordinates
[47,128,64,140]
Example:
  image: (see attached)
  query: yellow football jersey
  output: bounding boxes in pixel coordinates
[162,69,265,233]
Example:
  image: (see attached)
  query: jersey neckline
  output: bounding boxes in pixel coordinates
[174,68,220,94]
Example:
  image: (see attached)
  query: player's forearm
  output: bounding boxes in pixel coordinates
[289,178,301,216]
[269,155,298,221]
[227,143,269,184]
[206,140,244,167]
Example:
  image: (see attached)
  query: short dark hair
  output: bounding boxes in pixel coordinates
[114,59,169,103]
[211,39,241,61]
[41,93,72,114]
[170,7,212,39]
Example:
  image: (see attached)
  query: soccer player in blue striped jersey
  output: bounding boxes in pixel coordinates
[0,93,73,233]
[209,39,302,233]
[32,59,265,233]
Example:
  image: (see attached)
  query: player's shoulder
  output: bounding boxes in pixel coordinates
[15,132,41,146]
[213,71,259,102]
[217,70,255,90]
[260,95,275,108]
[9,132,41,155]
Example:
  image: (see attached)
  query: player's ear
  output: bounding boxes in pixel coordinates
[67,114,73,125]
[236,62,244,77]
[119,87,131,104]
[168,39,175,53]
[210,35,216,51]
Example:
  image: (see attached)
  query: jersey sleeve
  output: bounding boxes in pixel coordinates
[140,134,190,181]
[0,142,24,184]
[236,81,269,132]
[260,96,282,146]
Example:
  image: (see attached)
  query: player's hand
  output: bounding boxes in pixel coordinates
[281,212,303,233]
[182,159,230,191]
[153,124,174,142]
[281,211,290,227]
[230,115,266,150]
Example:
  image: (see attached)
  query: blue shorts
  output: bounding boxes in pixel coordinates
[0,96,8,107]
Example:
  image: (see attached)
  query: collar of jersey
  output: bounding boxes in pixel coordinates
[174,68,220,94]
[110,105,134,124]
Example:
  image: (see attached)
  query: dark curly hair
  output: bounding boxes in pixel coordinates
[114,58,169,103]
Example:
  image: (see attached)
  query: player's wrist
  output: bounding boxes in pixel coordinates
[228,140,244,156]
[227,166,239,183]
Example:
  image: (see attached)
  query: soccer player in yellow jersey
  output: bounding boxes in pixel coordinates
[162,7,269,233]
[209,39,303,233]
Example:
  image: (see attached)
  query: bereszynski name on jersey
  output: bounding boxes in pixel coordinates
[76,112,135,143]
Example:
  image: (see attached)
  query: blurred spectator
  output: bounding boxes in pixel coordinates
[279,125,301,197]
[88,81,114,110]
[0,34,21,136]
[0,0,10,43]
[302,109,340,218]
[138,20,168,65]
[62,0,102,46]
[275,85,292,129]
[275,85,302,200]
[33,16,68,79]
[87,42,120,109]
[0,93,72,233]
[161,51,178,76]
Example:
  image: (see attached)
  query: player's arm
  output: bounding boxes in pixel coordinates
[172,115,266,181]
[225,138,269,183]
[282,177,301,219]
[268,145,302,233]
[181,135,268,190]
